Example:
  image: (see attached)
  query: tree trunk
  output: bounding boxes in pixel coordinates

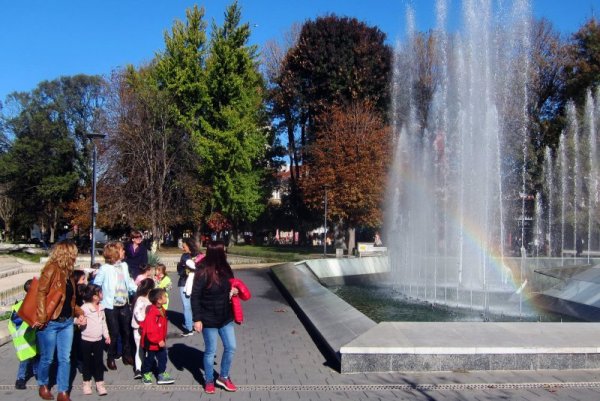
[346,226,356,256]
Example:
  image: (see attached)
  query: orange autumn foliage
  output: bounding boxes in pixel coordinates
[301,101,392,227]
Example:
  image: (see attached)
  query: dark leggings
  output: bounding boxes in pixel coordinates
[105,305,132,359]
[80,340,104,381]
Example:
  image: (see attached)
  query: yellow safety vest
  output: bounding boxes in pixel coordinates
[7,300,37,361]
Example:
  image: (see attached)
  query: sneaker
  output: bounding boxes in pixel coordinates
[216,376,237,392]
[157,372,174,385]
[15,379,26,390]
[181,329,194,337]
[142,372,153,385]
[133,370,142,380]
[204,381,215,394]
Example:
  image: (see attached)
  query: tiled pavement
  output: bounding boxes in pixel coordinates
[2,267,600,400]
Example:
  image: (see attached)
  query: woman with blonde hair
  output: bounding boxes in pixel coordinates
[34,240,86,401]
[93,241,137,370]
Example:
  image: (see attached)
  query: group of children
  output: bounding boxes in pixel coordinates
[9,261,175,396]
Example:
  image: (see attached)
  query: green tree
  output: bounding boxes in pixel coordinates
[563,18,600,106]
[196,1,269,238]
[0,91,78,240]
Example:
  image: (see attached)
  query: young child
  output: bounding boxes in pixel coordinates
[135,264,153,286]
[8,279,38,390]
[80,284,110,396]
[140,288,174,385]
[131,278,155,379]
[154,263,172,310]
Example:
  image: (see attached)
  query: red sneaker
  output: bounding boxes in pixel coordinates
[216,377,237,392]
[204,382,215,394]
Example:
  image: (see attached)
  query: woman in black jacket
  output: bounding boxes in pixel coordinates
[190,241,237,394]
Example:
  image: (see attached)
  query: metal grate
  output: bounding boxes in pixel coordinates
[3,382,600,392]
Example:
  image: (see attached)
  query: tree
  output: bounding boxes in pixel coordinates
[563,18,600,107]
[301,101,392,252]
[196,1,269,238]
[0,76,104,241]
[283,15,392,138]
[101,66,203,249]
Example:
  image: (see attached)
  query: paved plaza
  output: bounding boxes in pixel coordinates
[1,265,600,400]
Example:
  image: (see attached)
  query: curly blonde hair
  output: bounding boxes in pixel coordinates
[46,240,78,272]
[102,241,121,265]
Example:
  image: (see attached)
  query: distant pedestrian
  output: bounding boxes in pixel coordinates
[125,230,148,279]
[131,278,155,379]
[8,279,38,390]
[191,241,239,394]
[79,284,110,396]
[140,288,175,385]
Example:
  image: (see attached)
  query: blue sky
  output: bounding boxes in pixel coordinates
[1,0,599,103]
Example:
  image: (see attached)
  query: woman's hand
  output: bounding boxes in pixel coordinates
[77,315,87,326]
[32,321,45,329]
[105,337,111,345]
[229,287,239,299]
[193,321,203,332]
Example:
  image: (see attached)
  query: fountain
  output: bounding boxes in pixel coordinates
[272,0,600,373]
[386,0,600,316]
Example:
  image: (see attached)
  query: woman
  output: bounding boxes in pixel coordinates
[34,240,86,401]
[177,238,200,336]
[190,241,238,394]
[125,230,148,279]
[93,241,137,370]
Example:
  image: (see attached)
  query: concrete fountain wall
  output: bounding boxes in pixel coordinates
[272,257,600,373]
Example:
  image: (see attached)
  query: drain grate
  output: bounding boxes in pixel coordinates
[2,382,600,392]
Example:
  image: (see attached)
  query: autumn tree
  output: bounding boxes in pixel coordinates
[101,66,203,249]
[301,101,392,252]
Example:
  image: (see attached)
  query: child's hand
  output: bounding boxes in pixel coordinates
[158,340,166,348]
[105,337,111,345]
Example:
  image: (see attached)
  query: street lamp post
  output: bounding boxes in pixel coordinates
[324,188,327,257]
[87,133,106,268]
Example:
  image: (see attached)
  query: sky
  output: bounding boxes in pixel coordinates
[1,0,600,104]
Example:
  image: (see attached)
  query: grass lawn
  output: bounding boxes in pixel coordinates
[158,244,326,262]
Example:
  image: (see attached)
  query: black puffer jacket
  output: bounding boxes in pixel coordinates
[190,272,233,328]
[176,253,191,287]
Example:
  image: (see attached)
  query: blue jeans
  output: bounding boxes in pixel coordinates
[17,357,38,380]
[179,286,193,332]
[37,318,74,392]
[202,321,236,382]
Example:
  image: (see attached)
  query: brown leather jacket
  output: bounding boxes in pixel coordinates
[36,261,83,324]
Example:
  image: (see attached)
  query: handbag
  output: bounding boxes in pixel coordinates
[17,276,63,327]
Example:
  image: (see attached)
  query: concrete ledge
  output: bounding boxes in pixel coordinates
[271,262,376,365]
[341,322,600,373]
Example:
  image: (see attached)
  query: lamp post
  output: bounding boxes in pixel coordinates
[87,133,106,268]
[324,188,328,257]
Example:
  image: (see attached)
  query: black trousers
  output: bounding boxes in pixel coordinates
[80,339,104,381]
[105,305,132,360]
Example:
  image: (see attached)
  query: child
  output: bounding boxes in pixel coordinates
[8,279,38,390]
[131,278,155,379]
[140,288,174,385]
[135,264,153,286]
[79,284,110,396]
[154,263,172,310]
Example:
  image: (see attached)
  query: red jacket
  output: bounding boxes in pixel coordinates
[229,278,251,325]
[140,304,168,351]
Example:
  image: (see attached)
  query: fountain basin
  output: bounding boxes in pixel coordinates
[272,258,600,373]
